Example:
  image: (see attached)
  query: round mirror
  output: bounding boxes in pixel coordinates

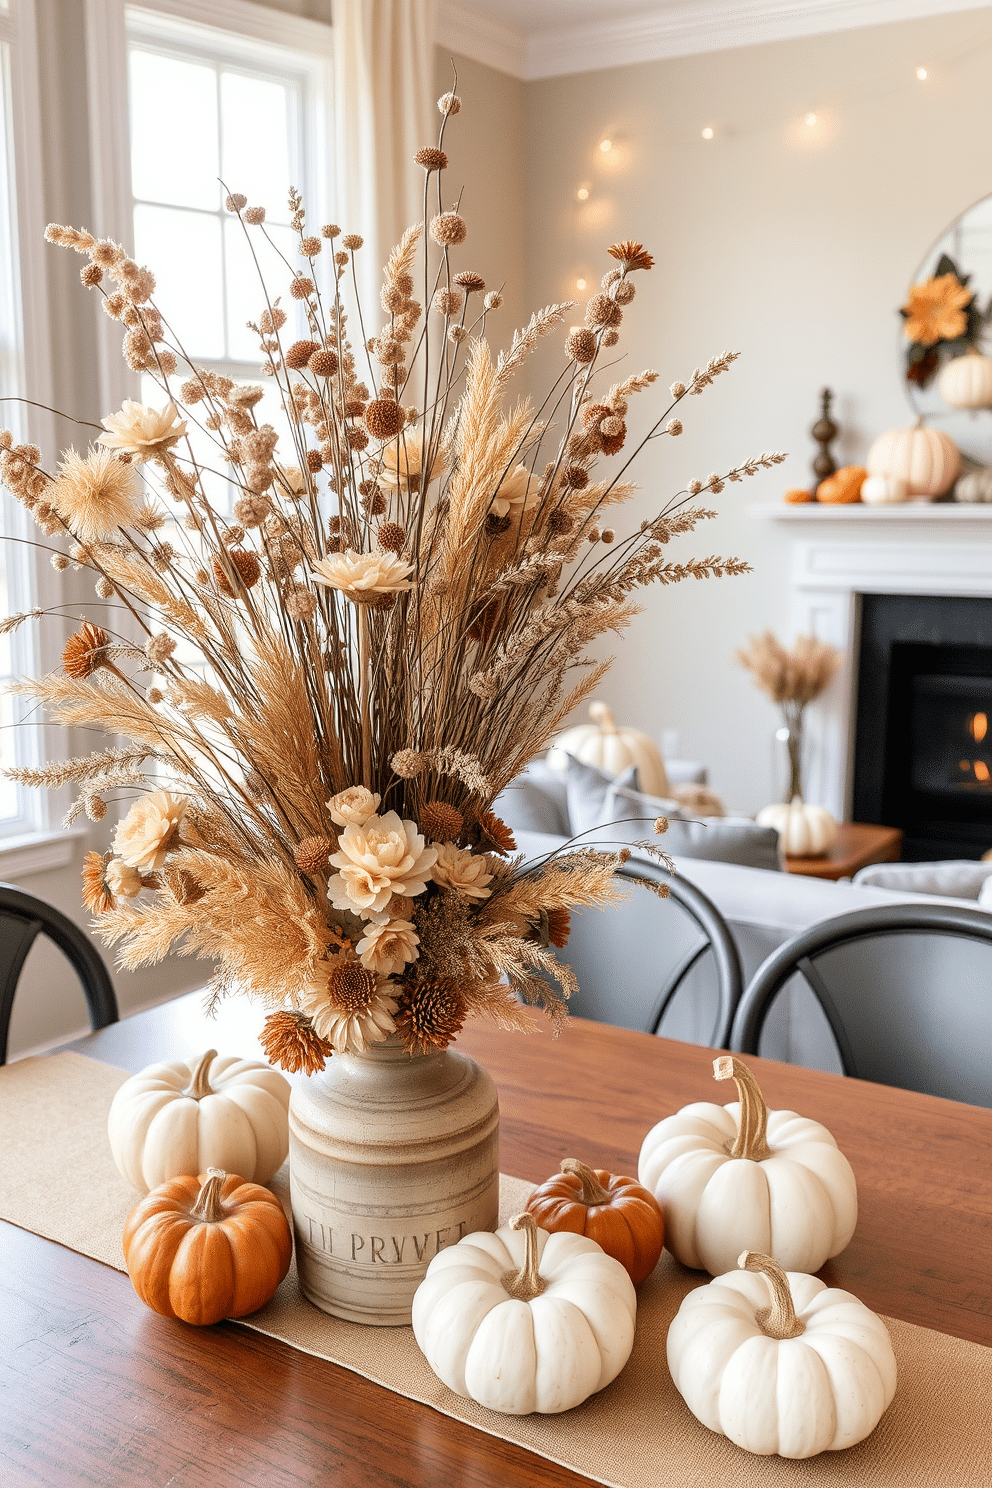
[903,191,992,469]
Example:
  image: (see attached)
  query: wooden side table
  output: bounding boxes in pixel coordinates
[784,822,903,881]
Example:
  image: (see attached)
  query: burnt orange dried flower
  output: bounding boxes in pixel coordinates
[285,338,320,370]
[260,1009,333,1076]
[309,348,339,378]
[212,548,261,596]
[294,834,333,874]
[477,810,516,856]
[377,521,406,554]
[419,800,464,843]
[63,622,110,679]
[365,398,405,441]
[415,147,448,172]
[306,448,323,473]
[81,850,114,915]
[453,271,485,293]
[546,908,571,948]
[395,981,467,1055]
[565,328,597,364]
[327,960,378,1011]
[608,240,654,271]
[430,212,468,247]
[290,276,315,300]
[582,402,612,429]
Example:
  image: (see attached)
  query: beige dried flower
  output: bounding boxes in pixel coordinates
[225,193,247,212]
[492,462,540,522]
[259,306,287,333]
[415,147,448,172]
[105,859,143,899]
[81,851,115,915]
[484,290,502,311]
[736,632,841,707]
[244,206,266,225]
[432,287,463,318]
[438,92,461,115]
[50,447,140,540]
[327,811,436,921]
[312,549,412,604]
[321,223,341,239]
[379,430,446,493]
[304,965,397,1055]
[667,418,683,436]
[391,749,424,779]
[431,842,493,901]
[328,786,381,828]
[430,212,467,246]
[81,263,102,288]
[300,235,322,257]
[448,324,468,345]
[145,632,177,667]
[285,588,317,622]
[566,328,598,364]
[341,234,364,251]
[585,293,623,329]
[290,276,314,299]
[98,400,187,463]
[112,790,186,871]
[356,917,420,975]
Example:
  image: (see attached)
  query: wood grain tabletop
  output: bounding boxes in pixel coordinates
[2,992,990,1487]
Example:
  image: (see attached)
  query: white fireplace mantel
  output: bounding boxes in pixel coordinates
[749,506,992,819]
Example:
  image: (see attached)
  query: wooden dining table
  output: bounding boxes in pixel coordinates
[2,990,990,1487]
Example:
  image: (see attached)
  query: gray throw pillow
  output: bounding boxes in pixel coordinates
[563,756,668,838]
[853,860,992,899]
[493,760,570,839]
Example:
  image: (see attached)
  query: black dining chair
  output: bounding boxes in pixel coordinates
[731,902,992,1107]
[0,881,119,1064]
[554,860,743,1048]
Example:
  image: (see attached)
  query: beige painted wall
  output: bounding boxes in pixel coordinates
[523,7,992,811]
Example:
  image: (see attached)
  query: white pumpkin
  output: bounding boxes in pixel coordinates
[638,1056,857,1276]
[547,701,670,796]
[411,1212,636,1415]
[955,468,992,504]
[755,796,837,856]
[107,1048,291,1192]
[667,1251,897,1458]
[860,474,908,506]
[937,350,992,411]
[866,422,959,498]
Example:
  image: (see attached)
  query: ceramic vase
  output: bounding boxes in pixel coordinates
[288,1035,499,1326]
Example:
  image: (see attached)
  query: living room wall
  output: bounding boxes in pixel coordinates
[521,6,992,813]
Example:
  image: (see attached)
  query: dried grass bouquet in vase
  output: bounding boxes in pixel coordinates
[736,632,841,857]
[1,87,783,1324]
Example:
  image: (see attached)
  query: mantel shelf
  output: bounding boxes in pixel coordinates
[748,502,992,522]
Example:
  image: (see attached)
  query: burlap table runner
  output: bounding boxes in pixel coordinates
[2,1052,990,1487]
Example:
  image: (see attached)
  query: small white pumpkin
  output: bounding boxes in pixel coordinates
[108,1049,291,1192]
[955,468,992,504]
[860,474,908,506]
[667,1251,897,1458]
[866,422,959,498]
[411,1212,636,1415]
[638,1056,857,1276]
[937,350,992,411]
[547,701,670,796]
[755,796,837,857]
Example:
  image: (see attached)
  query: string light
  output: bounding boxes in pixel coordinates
[577,186,589,200]
[576,277,587,291]
[916,65,928,80]
[701,126,714,140]
[599,138,612,153]
[804,112,818,127]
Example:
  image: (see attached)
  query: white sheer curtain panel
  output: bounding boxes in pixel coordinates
[333,0,439,306]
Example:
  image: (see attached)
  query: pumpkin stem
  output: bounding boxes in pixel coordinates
[738,1251,806,1339]
[713,1056,771,1160]
[184,1050,217,1101]
[588,700,616,731]
[502,1213,548,1302]
[560,1158,612,1207]
[190,1168,227,1224]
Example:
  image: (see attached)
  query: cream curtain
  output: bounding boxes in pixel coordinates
[333,0,439,306]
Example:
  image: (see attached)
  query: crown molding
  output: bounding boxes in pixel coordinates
[438,0,992,80]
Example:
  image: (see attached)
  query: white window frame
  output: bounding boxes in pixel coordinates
[0,0,71,868]
[85,0,334,415]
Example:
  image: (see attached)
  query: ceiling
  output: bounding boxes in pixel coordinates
[437,0,990,79]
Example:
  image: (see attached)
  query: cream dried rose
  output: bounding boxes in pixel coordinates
[105,859,143,898]
[431,842,493,900]
[311,550,413,604]
[492,462,541,520]
[327,810,436,920]
[112,790,186,871]
[378,429,447,493]
[328,786,381,828]
[98,400,187,463]
[356,918,420,976]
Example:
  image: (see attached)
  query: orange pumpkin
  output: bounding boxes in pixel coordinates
[525,1157,664,1284]
[123,1167,293,1325]
[816,465,866,504]
[783,487,813,504]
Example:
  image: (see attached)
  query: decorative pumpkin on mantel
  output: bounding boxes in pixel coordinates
[123,1167,293,1326]
[108,1049,291,1192]
[756,796,838,857]
[412,1212,637,1414]
[866,421,959,498]
[667,1250,897,1457]
[816,465,866,504]
[547,701,670,797]
[638,1056,858,1276]
[937,349,992,411]
[525,1157,665,1284]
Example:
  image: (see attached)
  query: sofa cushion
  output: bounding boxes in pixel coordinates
[853,860,992,901]
[494,759,571,838]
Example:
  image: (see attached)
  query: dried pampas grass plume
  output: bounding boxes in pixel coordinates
[50,446,140,540]
[736,632,840,706]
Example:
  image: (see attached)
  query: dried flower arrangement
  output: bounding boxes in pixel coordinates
[1,91,784,1073]
[901,253,991,389]
[735,632,840,801]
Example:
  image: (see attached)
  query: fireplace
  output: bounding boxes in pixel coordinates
[852,595,992,860]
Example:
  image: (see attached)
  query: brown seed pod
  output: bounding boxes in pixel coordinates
[294,835,333,874]
[419,801,464,843]
[308,348,339,378]
[212,548,261,596]
[564,464,589,489]
[585,292,623,329]
[565,328,597,364]
[377,522,406,553]
[285,339,320,370]
[306,448,323,473]
[394,981,467,1055]
[430,211,468,246]
[364,398,405,441]
[415,147,448,172]
[290,276,315,300]
[453,271,485,293]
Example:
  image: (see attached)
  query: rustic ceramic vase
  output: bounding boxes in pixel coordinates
[288,1035,499,1326]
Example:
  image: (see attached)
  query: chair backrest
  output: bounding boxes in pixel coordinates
[731,903,992,1106]
[0,881,118,1064]
[554,860,743,1048]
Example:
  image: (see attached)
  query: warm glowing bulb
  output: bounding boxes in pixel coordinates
[701,126,714,140]
[577,186,589,200]
[805,112,818,127]
[599,138,612,152]
[916,66,928,80]
[576,278,587,291]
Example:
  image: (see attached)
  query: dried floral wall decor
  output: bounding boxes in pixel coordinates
[901,253,991,389]
[1,92,784,1072]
